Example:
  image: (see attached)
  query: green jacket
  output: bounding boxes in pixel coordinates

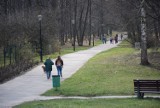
[44,59,54,71]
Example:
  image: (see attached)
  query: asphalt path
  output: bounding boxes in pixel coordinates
[0,38,125,108]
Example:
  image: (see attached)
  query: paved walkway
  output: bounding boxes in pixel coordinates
[0,37,134,108]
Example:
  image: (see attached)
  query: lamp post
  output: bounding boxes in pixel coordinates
[3,47,6,67]
[71,19,75,51]
[91,23,95,46]
[38,15,43,62]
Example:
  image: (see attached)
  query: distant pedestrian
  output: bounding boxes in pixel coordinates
[55,56,64,77]
[44,57,54,79]
[102,36,106,44]
[110,37,113,44]
[115,34,118,44]
[121,34,123,40]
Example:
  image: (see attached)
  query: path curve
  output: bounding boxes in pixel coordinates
[0,38,123,108]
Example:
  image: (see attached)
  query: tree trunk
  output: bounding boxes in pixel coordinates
[88,0,92,46]
[79,0,90,46]
[77,3,84,46]
[140,4,149,65]
[154,20,159,50]
[60,0,65,45]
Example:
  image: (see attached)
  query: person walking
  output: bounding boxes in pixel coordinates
[115,34,118,44]
[102,36,106,44]
[44,57,54,79]
[121,34,123,40]
[110,37,113,44]
[55,56,64,77]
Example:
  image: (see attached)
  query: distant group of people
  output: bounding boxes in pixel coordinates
[42,33,124,79]
[42,56,63,79]
[109,34,123,44]
[102,34,123,44]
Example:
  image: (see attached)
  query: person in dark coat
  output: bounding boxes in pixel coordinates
[55,56,64,77]
[44,57,54,79]
[115,34,118,44]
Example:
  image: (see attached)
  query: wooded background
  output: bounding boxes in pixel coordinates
[0,0,160,82]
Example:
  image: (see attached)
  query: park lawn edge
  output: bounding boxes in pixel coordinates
[42,40,160,96]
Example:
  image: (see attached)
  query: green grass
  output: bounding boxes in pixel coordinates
[33,46,92,63]
[43,40,160,96]
[35,39,102,62]
[14,98,160,108]
[13,40,160,108]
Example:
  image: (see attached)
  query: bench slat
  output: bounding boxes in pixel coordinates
[134,80,160,82]
[134,89,160,91]
[133,79,160,98]
[134,84,160,87]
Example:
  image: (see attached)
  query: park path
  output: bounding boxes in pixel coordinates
[0,37,124,108]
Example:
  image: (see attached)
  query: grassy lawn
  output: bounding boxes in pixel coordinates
[43,40,160,96]
[13,40,160,108]
[14,98,160,108]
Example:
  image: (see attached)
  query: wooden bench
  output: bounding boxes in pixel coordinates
[133,79,160,98]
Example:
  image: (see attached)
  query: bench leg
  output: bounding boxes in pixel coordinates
[141,93,144,98]
[137,93,144,99]
[137,92,141,98]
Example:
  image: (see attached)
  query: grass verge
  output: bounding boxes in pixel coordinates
[43,40,160,96]
[14,98,160,108]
